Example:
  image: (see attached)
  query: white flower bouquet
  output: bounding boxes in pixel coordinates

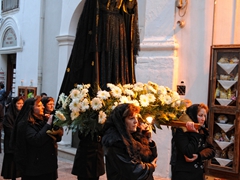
[54,81,186,137]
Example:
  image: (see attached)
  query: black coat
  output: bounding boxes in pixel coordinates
[15,119,58,177]
[0,104,3,153]
[71,132,105,178]
[3,112,17,153]
[102,127,157,180]
[172,128,215,180]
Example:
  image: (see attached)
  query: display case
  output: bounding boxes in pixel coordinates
[18,86,37,100]
[206,45,240,180]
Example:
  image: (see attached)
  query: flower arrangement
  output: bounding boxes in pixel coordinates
[54,81,186,137]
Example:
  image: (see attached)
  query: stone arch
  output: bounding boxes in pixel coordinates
[0,16,22,53]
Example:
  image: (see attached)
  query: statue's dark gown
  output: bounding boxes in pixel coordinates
[59,0,140,95]
[59,0,140,179]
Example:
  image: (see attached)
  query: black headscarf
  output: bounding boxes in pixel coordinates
[11,98,36,146]
[11,97,43,172]
[186,103,209,131]
[103,103,153,162]
[186,104,199,123]
[3,96,24,128]
[103,103,129,139]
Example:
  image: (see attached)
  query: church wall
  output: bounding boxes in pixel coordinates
[41,0,62,98]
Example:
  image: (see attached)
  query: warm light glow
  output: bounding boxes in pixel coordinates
[146,116,153,124]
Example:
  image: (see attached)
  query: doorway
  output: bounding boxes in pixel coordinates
[6,54,16,97]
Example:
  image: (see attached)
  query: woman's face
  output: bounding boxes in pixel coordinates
[197,108,207,126]
[46,100,55,113]
[125,113,138,133]
[33,101,44,116]
[16,99,24,111]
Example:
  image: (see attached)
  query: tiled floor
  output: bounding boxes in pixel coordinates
[0,149,169,180]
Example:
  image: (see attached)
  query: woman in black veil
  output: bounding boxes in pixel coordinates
[11,97,58,180]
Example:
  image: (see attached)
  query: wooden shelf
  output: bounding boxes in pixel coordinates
[206,45,240,180]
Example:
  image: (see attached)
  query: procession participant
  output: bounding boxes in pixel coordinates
[102,103,157,180]
[1,96,24,179]
[13,96,59,180]
[172,103,215,180]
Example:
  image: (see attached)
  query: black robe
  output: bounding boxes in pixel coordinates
[102,127,157,180]
[59,0,140,95]
[172,128,215,180]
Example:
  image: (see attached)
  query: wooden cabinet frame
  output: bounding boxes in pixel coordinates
[18,86,37,100]
[206,45,240,180]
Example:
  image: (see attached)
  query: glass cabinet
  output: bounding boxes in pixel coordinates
[206,45,240,180]
[18,86,37,100]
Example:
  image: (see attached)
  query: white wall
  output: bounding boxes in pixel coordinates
[15,1,43,92]
[41,0,62,97]
[175,0,215,104]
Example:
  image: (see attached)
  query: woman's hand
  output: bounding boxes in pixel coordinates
[186,121,198,133]
[151,157,157,168]
[47,115,53,125]
[139,123,152,142]
[184,154,198,162]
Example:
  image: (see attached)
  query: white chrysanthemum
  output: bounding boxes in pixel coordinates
[71,111,79,120]
[146,85,157,94]
[171,99,181,107]
[111,87,122,98]
[120,96,130,104]
[133,82,144,91]
[80,98,90,112]
[77,84,83,90]
[97,90,110,100]
[62,96,71,109]
[140,94,149,107]
[148,81,158,87]
[171,91,180,101]
[175,99,181,106]
[124,89,134,96]
[164,95,172,105]
[91,98,102,110]
[107,83,116,90]
[70,89,81,99]
[55,111,66,121]
[83,84,91,89]
[157,86,167,95]
[69,99,81,112]
[123,84,133,89]
[58,93,66,105]
[147,93,156,103]
[158,94,165,103]
[98,111,107,124]
[111,102,119,110]
[130,99,140,107]
[79,89,89,100]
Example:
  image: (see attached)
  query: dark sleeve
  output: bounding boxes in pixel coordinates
[198,136,215,161]
[106,145,155,180]
[25,123,52,147]
[149,141,158,160]
[0,105,3,130]
[174,128,199,158]
[3,122,14,152]
[0,105,4,123]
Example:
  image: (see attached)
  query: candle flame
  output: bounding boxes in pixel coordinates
[146,116,153,124]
